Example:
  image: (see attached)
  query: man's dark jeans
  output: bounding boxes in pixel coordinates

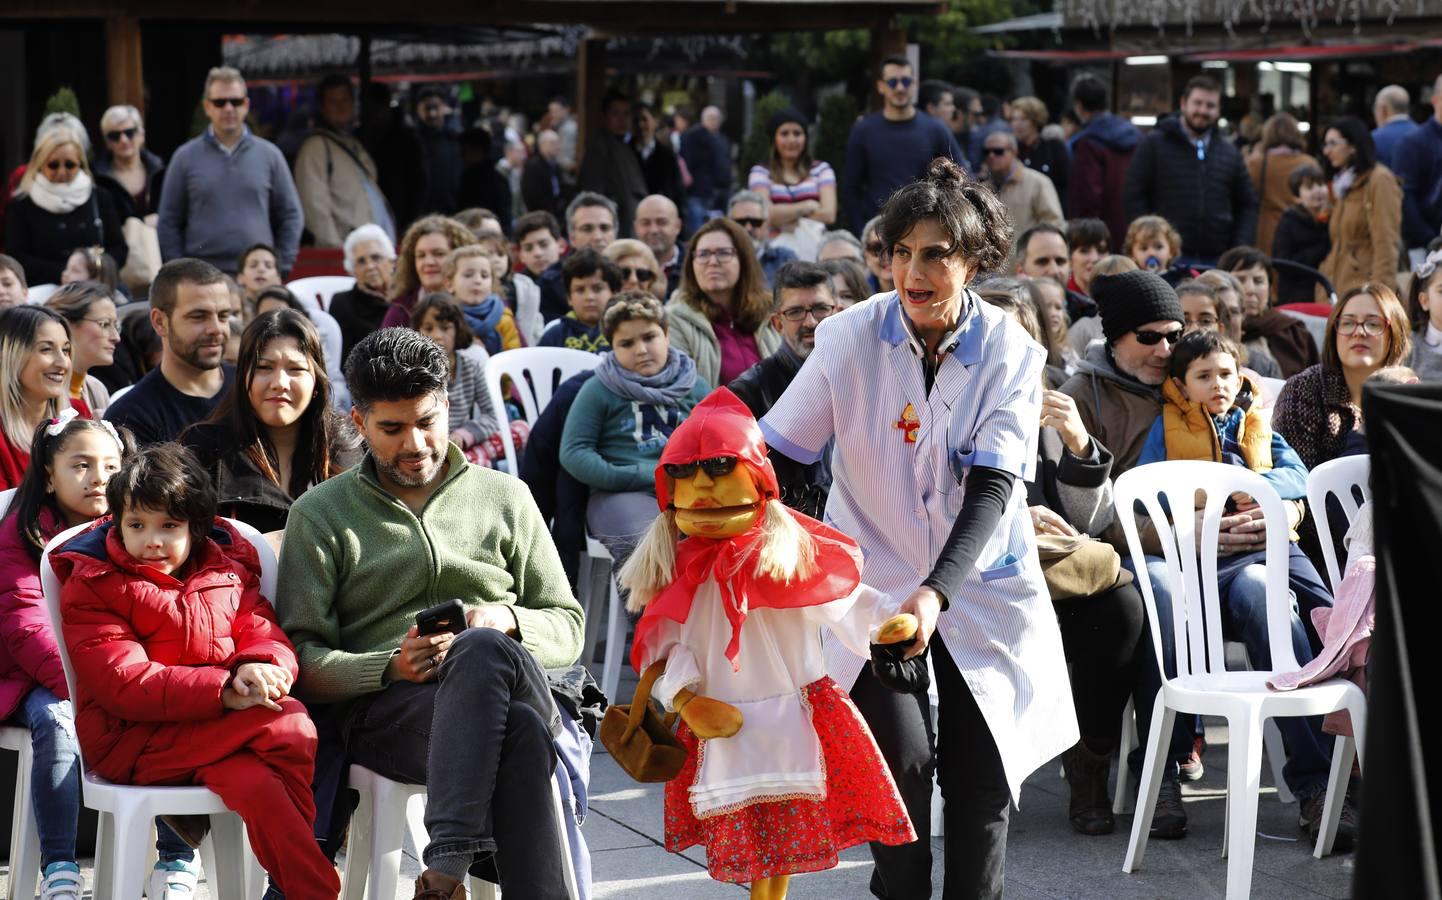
[342,628,568,896]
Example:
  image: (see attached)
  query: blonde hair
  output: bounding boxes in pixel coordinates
[204,66,246,96]
[603,239,666,300]
[1092,255,1139,278]
[1123,215,1182,259]
[100,105,144,134]
[620,499,818,612]
[0,307,70,447]
[17,127,89,197]
[442,245,493,285]
[1009,96,1049,131]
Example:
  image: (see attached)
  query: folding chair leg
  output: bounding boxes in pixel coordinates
[368,782,411,900]
[205,813,251,900]
[1113,697,1137,816]
[1222,709,1266,900]
[1263,718,1294,803]
[93,811,115,900]
[1122,694,1174,874]
[1314,734,1356,859]
[341,784,374,900]
[577,551,602,668]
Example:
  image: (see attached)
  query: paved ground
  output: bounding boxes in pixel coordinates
[1,712,1356,899]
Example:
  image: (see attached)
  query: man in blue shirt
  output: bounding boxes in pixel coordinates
[1371,84,1418,170]
[156,67,303,276]
[1393,76,1442,263]
[843,55,967,235]
[728,189,796,289]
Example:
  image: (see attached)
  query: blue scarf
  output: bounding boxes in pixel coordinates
[593,348,698,406]
[461,295,506,354]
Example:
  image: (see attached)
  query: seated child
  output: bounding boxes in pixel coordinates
[539,248,620,352]
[1406,249,1442,383]
[412,293,528,468]
[236,244,283,318]
[476,232,543,346]
[51,443,341,900]
[1123,215,1180,274]
[445,245,520,355]
[514,210,567,323]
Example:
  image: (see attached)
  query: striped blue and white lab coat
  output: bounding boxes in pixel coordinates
[761,290,1078,801]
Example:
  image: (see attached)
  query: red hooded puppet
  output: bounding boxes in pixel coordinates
[619,389,916,899]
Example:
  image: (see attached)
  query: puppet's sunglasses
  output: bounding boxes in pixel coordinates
[663,456,738,479]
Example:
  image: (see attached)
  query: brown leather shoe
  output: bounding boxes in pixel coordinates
[413,870,466,899]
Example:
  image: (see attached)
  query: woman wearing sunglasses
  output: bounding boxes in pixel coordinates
[92,105,166,225]
[560,292,709,582]
[4,126,128,287]
[603,239,668,301]
[762,158,1076,899]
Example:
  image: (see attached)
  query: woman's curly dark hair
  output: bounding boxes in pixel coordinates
[876,158,1012,277]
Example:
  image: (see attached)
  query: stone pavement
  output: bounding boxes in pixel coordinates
[1,716,1356,899]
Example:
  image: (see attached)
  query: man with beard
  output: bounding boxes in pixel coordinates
[105,258,235,445]
[277,326,585,900]
[728,261,837,518]
[1123,75,1258,266]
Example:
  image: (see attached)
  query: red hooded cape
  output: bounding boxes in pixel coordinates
[630,390,863,673]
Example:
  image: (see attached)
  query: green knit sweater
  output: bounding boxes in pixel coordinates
[276,443,583,703]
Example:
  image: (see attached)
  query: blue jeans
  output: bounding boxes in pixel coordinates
[685,197,713,236]
[1127,547,1335,798]
[17,687,80,867]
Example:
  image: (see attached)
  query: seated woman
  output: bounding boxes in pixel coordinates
[560,293,709,575]
[183,309,360,535]
[381,215,476,329]
[410,293,525,469]
[45,281,120,418]
[0,306,73,490]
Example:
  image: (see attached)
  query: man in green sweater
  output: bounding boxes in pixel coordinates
[276,327,583,900]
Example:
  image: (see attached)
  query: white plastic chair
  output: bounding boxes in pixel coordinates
[284,276,354,313]
[1116,462,1366,899]
[40,519,273,900]
[24,284,59,305]
[483,348,601,474]
[1306,455,1371,590]
[342,764,579,900]
[108,384,134,404]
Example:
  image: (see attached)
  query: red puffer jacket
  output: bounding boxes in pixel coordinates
[50,517,297,783]
[0,507,69,720]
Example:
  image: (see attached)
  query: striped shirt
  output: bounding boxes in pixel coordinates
[747,161,836,207]
[448,351,501,444]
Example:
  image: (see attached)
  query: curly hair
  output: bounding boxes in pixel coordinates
[390,215,476,300]
[601,291,668,343]
[876,158,1012,277]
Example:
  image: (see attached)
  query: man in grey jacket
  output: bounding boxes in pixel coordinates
[158,66,304,275]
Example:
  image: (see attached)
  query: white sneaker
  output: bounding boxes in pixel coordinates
[148,859,200,899]
[39,861,83,900]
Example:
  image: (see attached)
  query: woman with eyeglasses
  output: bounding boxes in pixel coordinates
[560,292,709,580]
[603,239,667,301]
[1319,117,1402,298]
[4,127,128,287]
[92,105,167,225]
[44,282,121,418]
[665,218,781,387]
[762,159,1076,899]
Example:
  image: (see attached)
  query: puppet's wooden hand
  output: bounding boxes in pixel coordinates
[674,688,743,739]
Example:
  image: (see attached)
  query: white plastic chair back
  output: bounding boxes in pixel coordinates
[285,276,355,313]
[1306,455,1371,589]
[25,283,59,305]
[109,384,134,404]
[0,487,15,518]
[1258,376,1287,401]
[1115,461,1298,680]
[484,348,601,473]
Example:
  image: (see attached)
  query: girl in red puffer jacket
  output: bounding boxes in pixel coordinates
[50,442,340,900]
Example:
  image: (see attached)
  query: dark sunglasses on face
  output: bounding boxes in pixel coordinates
[105,127,138,142]
[621,267,657,284]
[663,456,739,480]
[884,77,914,89]
[208,97,246,108]
[45,159,79,172]
[733,217,766,229]
[1134,328,1183,346]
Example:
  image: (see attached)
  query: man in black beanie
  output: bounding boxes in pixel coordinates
[1058,269,1198,839]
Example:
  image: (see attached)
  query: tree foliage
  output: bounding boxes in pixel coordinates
[43,87,81,121]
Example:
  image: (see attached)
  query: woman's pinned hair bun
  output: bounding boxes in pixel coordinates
[926,157,968,186]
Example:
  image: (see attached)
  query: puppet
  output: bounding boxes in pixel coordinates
[620,389,917,900]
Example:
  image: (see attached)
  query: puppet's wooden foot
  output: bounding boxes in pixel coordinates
[749,875,790,899]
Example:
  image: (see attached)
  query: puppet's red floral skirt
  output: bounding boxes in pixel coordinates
[663,676,916,884]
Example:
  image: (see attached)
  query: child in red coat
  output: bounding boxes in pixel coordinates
[51,443,340,900]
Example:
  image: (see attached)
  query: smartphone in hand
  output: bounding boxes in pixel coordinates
[416,599,468,636]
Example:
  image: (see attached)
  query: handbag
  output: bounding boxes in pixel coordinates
[1035,533,1132,600]
[598,660,687,783]
[119,215,161,292]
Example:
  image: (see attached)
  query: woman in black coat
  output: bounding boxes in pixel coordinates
[91,104,167,222]
[4,128,127,285]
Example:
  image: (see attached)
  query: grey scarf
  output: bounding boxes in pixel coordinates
[594,348,698,406]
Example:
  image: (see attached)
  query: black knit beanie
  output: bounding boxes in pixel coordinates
[768,107,808,137]
[1092,270,1184,344]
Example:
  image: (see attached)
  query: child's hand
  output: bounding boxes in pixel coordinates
[222,685,283,712]
[449,428,475,449]
[232,662,291,705]
[1230,492,1258,511]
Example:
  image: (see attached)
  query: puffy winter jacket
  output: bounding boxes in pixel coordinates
[1068,112,1140,251]
[0,508,69,720]
[1123,115,1258,261]
[50,517,297,783]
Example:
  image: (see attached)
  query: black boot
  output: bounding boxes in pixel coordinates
[1062,741,1116,835]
